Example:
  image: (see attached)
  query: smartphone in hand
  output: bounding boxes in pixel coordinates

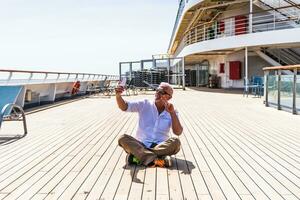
[119,77,127,87]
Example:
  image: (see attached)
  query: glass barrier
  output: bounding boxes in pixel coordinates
[297,75,300,111]
[267,75,278,105]
[280,75,293,110]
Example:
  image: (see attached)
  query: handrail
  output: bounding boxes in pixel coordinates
[263,64,300,70]
[0,69,119,85]
[0,69,113,76]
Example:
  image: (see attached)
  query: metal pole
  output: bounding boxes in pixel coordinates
[167,58,170,84]
[6,72,13,84]
[203,25,206,41]
[182,57,186,90]
[56,73,61,83]
[277,69,281,110]
[245,47,249,93]
[44,73,48,83]
[129,62,133,80]
[141,60,144,71]
[249,0,253,33]
[292,68,297,114]
[119,63,122,80]
[195,27,198,43]
[273,9,276,30]
[28,73,33,83]
[264,70,269,107]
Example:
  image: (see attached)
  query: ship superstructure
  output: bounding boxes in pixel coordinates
[168,0,300,89]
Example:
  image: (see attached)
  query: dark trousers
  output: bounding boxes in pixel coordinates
[118,134,181,166]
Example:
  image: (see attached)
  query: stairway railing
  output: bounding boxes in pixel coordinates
[263,48,300,65]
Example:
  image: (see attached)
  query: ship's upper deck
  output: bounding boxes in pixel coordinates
[169,0,300,58]
[0,89,300,200]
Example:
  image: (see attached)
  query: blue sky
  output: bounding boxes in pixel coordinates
[0,0,178,75]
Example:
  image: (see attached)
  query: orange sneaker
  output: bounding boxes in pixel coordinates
[149,156,172,168]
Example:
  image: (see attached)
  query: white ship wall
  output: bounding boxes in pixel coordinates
[184,51,271,88]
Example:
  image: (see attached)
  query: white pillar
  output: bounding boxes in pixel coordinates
[249,0,253,33]
[245,47,248,92]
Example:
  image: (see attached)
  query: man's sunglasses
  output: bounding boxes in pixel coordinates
[156,88,171,97]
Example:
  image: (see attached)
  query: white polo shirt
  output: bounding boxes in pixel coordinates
[126,99,177,148]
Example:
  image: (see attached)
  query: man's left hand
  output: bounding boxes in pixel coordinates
[165,102,175,114]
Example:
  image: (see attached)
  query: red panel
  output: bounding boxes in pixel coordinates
[235,15,247,35]
[218,20,225,33]
[219,63,225,73]
[229,61,241,80]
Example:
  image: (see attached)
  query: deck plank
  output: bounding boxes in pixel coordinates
[141,166,156,200]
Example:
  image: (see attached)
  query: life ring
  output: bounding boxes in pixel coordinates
[71,81,81,95]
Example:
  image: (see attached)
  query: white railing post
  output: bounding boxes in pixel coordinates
[245,47,249,92]
[28,72,33,83]
[195,28,197,43]
[6,72,13,84]
[56,73,61,83]
[44,73,48,83]
[214,22,217,38]
[203,25,206,40]
[231,18,234,36]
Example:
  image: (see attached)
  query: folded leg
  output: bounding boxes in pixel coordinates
[151,137,181,157]
[118,134,156,166]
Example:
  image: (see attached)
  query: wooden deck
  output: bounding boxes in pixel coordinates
[0,89,300,200]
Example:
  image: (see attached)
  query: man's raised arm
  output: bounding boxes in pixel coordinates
[115,86,128,111]
[165,102,183,136]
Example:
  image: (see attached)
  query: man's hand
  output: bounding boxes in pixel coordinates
[115,86,125,96]
[161,97,175,114]
[165,102,175,114]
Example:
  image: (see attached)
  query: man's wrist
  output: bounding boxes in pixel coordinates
[170,111,176,116]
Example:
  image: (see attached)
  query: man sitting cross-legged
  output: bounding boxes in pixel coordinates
[115,82,183,168]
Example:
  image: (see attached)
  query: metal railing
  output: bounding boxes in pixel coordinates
[263,65,300,114]
[0,69,118,85]
[119,57,185,90]
[183,5,300,46]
